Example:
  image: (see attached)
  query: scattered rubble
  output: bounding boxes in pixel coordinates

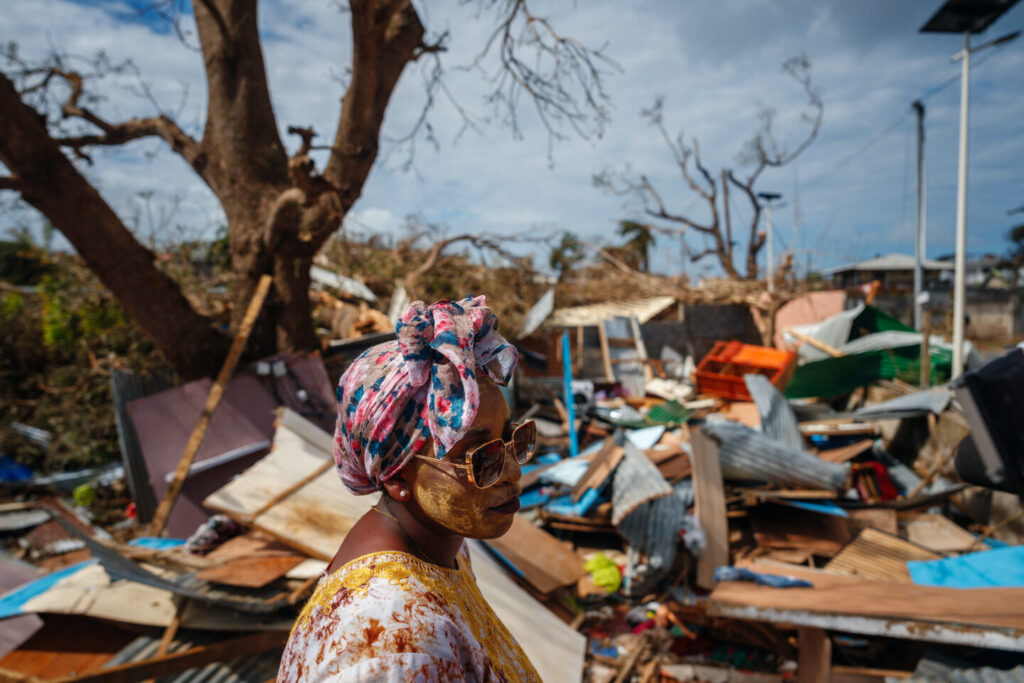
[0,291,1021,681]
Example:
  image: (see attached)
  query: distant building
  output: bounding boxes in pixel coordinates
[824,253,953,289]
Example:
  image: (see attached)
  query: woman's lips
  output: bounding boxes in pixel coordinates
[489,497,521,515]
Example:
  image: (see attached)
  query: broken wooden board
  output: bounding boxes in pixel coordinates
[824,528,942,582]
[195,531,307,587]
[570,438,623,502]
[846,509,899,537]
[485,514,585,594]
[203,408,375,560]
[751,504,851,556]
[902,513,982,554]
[817,439,874,464]
[691,430,729,590]
[711,558,1024,633]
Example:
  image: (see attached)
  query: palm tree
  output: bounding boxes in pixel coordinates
[549,232,586,279]
[617,220,655,273]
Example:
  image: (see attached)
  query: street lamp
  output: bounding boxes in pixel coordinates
[758,192,782,292]
[921,0,1021,377]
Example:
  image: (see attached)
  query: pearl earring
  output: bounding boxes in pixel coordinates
[398,490,408,499]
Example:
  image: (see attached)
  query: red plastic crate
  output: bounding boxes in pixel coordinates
[694,340,797,401]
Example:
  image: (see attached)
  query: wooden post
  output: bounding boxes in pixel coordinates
[920,309,932,389]
[149,274,273,535]
[691,430,728,590]
[798,627,832,683]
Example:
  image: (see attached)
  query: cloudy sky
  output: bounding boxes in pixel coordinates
[4,0,1024,278]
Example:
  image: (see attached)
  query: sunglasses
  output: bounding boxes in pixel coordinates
[413,420,537,489]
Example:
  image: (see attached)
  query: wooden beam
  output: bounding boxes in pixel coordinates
[597,322,614,381]
[149,274,273,535]
[46,631,288,683]
[798,627,832,683]
[691,430,729,590]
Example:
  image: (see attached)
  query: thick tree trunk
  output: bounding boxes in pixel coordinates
[0,74,228,379]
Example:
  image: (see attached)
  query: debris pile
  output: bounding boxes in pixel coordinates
[0,293,1021,681]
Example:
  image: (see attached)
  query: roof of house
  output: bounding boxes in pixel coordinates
[544,295,677,328]
[824,253,955,275]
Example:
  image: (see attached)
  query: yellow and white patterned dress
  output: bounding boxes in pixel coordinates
[277,546,540,682]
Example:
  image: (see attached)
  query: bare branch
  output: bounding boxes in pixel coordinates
[0,175,22,191]
[469,0,619,147]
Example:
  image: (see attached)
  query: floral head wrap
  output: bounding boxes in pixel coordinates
[333,296,518,495]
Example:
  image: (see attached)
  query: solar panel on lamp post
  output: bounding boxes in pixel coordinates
[920,0,1021,377]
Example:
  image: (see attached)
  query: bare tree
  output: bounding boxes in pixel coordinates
[0,0,614,378]
[595,55,822,281]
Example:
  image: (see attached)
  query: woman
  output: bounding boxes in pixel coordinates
[278,296,541,682]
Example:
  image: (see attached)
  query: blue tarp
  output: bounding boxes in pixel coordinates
[908,546,1024,588]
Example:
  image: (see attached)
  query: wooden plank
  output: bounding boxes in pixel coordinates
[751,505,851,556]
[47,631,289,683]
[597,322,614,381]
[691,430,729,590]
[846,509,898,536]
[818,439,874,464]
[570,438,622,502]
[824,528,941,582]
[195,554,306,588]
[150,274,273,535]
[798,627,832,683]
[485,515,585,594]
[712,559,1024,632]
[785,326,844,357]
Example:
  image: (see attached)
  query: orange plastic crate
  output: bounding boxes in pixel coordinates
[694,340,797,401]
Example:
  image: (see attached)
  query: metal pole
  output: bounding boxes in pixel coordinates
[952,31,970,377]
[913,100,926,330]
[765,203,774,292]
[561,331,579,458]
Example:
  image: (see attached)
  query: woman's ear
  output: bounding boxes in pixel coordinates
[382,466,413,503]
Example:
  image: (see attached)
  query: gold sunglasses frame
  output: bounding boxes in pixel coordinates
[412,420,537,489]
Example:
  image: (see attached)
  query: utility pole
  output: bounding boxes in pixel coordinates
[758,192,782,292]
[951,33,970,377]
[913,100,927,331]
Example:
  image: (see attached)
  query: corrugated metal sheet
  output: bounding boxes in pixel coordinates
[518,288,554,339]
[545,295,676,328]
[744,374,803,451]
[612,444,684,593]
[702,420,851,490]
[105,632,283,683]
[850,387,952,420]
[610,443,673,525]
[788,304,865,362]
[906,664,1024,683]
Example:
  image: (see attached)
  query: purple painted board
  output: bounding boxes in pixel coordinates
[0,558,43,658]
[127,377,274,537]
[125,352,336,537]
